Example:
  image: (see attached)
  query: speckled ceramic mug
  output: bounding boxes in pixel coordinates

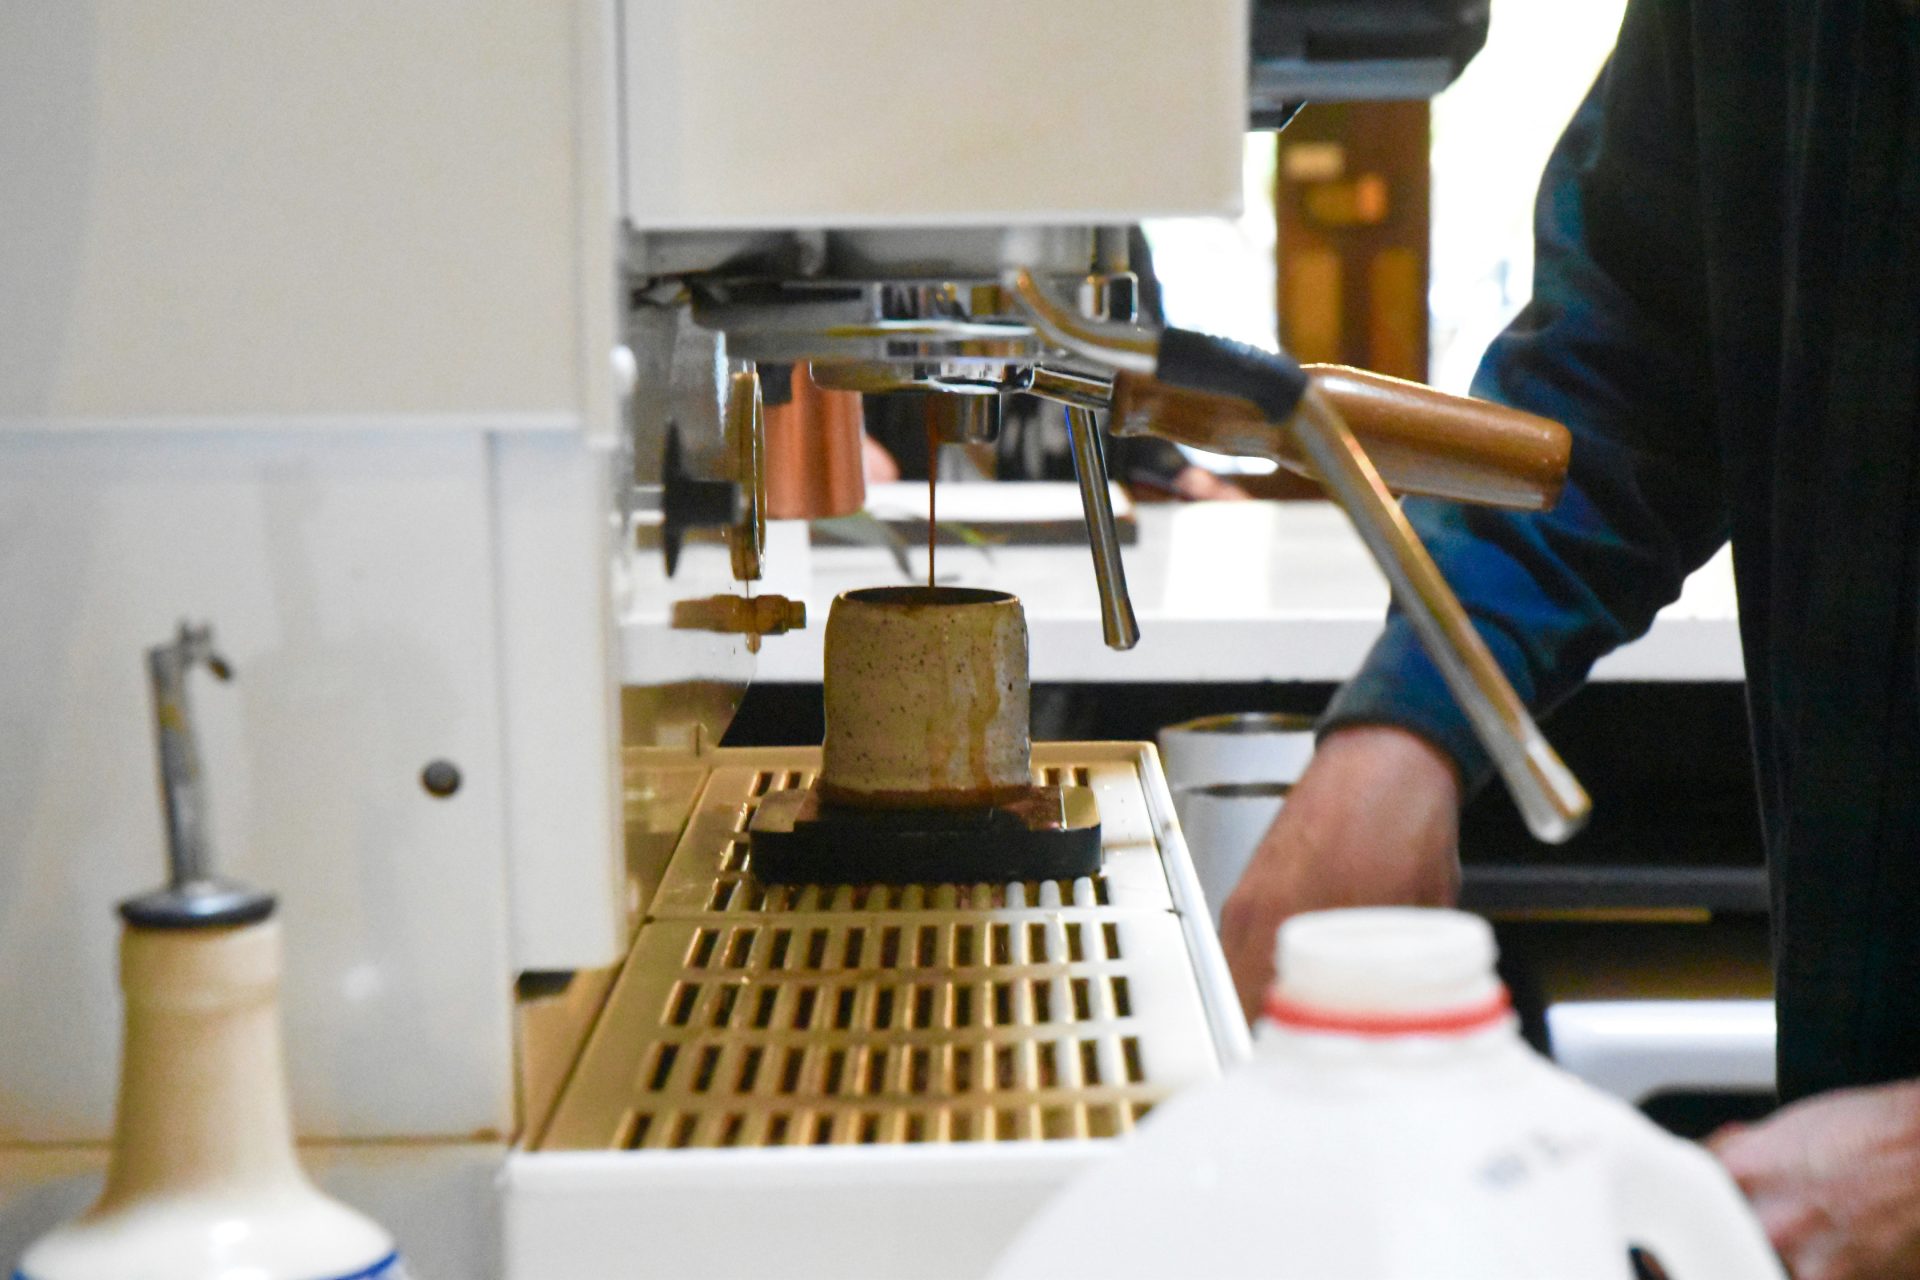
[821,586,1031,808]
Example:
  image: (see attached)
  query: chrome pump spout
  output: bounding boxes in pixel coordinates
[121,622,276,929]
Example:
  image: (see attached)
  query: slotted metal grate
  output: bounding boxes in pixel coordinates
[647,746,1175,918]
[536,744,1220,1152]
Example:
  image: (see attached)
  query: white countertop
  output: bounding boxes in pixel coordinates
[623,495,1742,686]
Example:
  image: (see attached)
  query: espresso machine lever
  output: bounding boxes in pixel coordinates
[1007,270,1591,845]
[1282,383,1589,844]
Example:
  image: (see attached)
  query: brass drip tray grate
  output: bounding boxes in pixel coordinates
[647,750,1175,918]
[536,745,1220,1152]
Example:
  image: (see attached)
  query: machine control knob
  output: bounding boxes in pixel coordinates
[660,422,742,577]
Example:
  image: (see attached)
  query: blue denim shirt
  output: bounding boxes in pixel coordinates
[1322,0,1920,1100]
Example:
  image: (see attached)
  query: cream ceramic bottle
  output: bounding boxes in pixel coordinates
[992,908,1785,1280]
[17,624,402,1280]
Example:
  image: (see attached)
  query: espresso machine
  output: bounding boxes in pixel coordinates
[1,2,1566,1275]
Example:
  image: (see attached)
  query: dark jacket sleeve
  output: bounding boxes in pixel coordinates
[1320,1,1728,789]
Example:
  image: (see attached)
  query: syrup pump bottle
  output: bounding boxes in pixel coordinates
[18,624,403,1280]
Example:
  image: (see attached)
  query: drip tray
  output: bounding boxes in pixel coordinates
[533,744,1226,1153]
[747,784,1102,885]
[506,743,1245,1280]
[538,909,1214,1150]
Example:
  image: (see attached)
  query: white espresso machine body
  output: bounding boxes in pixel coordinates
[3,1,1257,1271]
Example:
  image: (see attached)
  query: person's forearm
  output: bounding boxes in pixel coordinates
[1324,12,1726,790]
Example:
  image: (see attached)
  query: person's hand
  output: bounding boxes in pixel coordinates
[861,431,900,483]
[1708,1080,1920,1279]
[1170,465,1251,501]
[1217,725,1462,1021]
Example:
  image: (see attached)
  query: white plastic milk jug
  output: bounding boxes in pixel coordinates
[993,908,1784,1280]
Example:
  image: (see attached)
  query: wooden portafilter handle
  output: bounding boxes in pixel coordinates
[1002,270,1587,842]
[1110,365,1571,511]
[1123,331,1588,844]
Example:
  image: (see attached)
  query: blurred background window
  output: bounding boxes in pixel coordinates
[1145,140,1284,476]
[1428,0,1628,393]
[1146,0,1628,406]
[1145,137,1282,355]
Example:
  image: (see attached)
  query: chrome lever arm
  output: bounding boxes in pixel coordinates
[1287,386,1589,842]
[1005,269,1590,843]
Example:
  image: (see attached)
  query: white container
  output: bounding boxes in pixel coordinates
[1548,999,1778,1106]
[1159,713,1313,925]
[620,0,1245,229]
[1169,781,1289,927]
[1155,711,1317,791]
[992,909,1785,1280]
[17,920,402,1280]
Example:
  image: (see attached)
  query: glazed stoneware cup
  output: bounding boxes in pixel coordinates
[821,586,1031,808]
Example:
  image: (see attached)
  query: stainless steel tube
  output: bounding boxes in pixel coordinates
[1007,269,1158,375]
[1286,386,1589,843]
[1023,364,1114,412]
[1065,406,1141,651]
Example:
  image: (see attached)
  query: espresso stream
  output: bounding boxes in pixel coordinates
[926,418,938,588]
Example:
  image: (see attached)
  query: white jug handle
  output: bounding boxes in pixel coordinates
[1613,1132,1785,1279]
